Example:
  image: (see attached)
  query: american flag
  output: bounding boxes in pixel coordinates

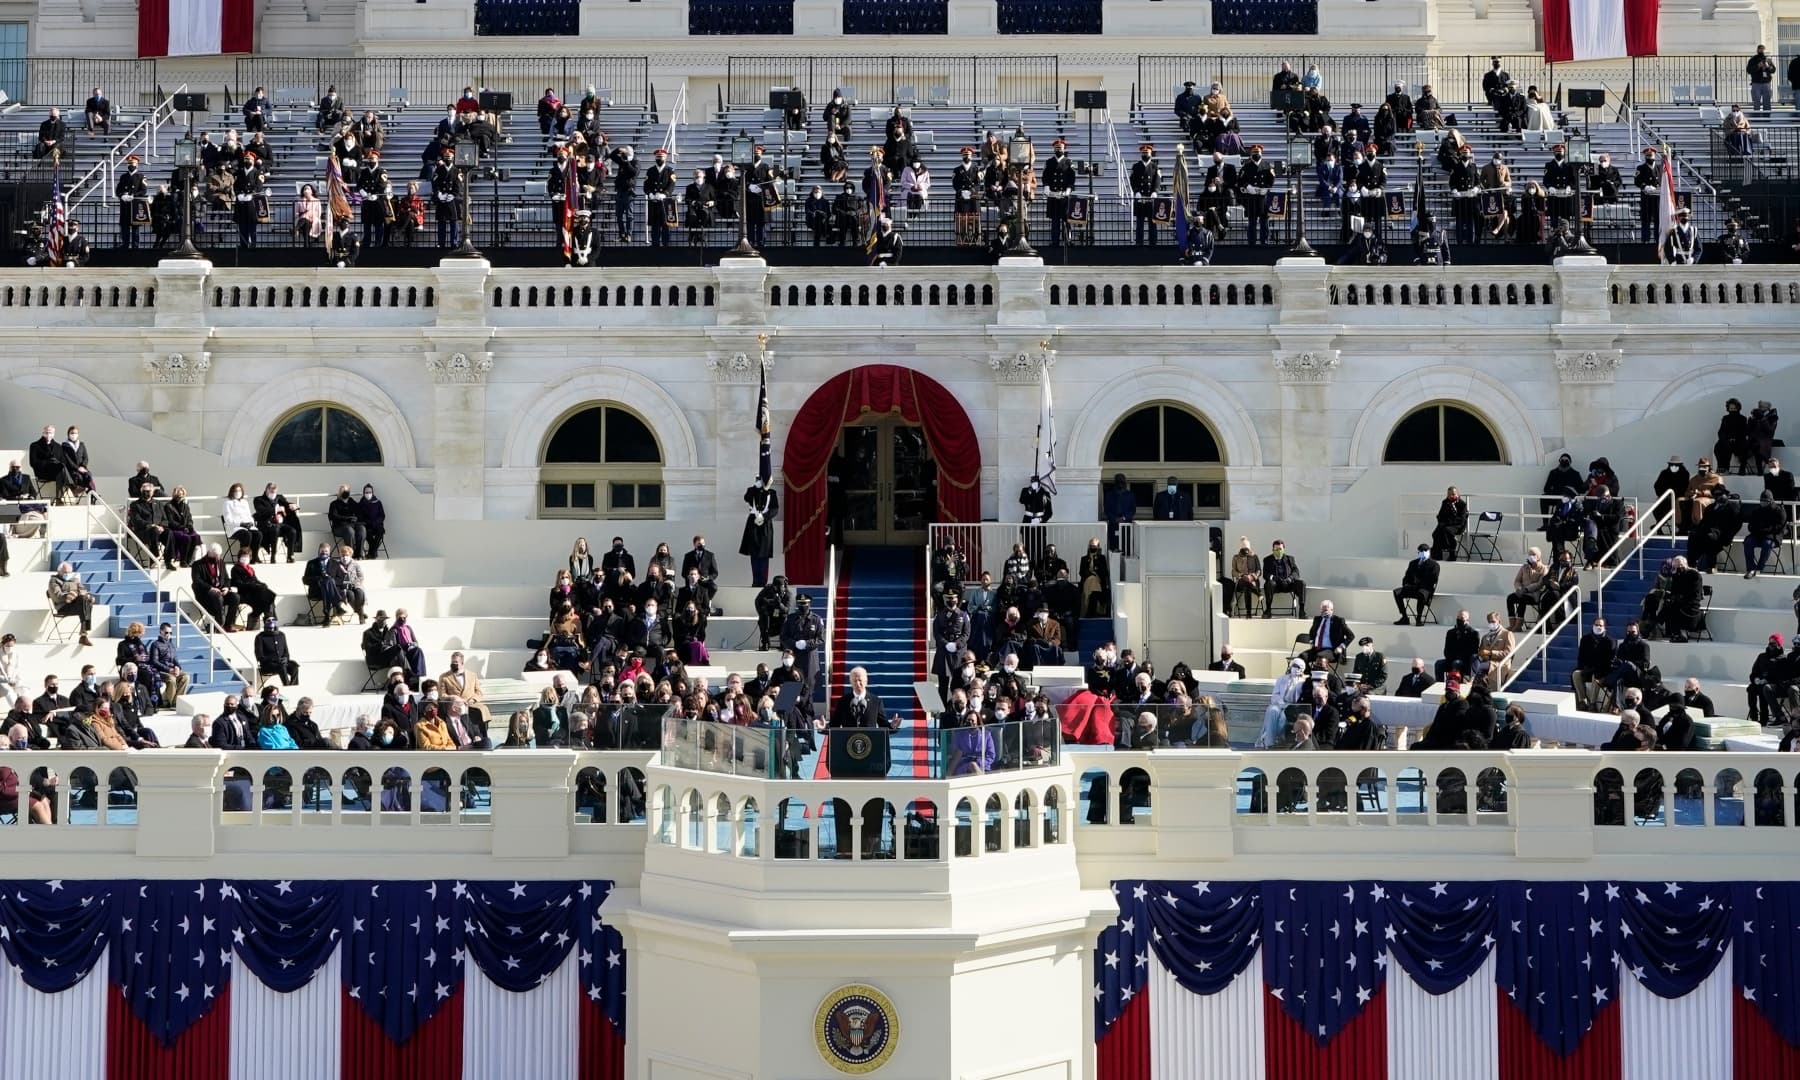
[325,154,352,257]
[46,158,66,267]
[0,878,625,1080]
[755,350,772,486]
[1097,879,1800,1079]
[560,154,579,262]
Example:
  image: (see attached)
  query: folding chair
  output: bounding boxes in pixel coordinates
[1694,585,1714,642]
[296,593,333,627]
[42,607,80,644]
[361,658,389,692]
[1461,510,1503,562]
[1415,593,1441,624]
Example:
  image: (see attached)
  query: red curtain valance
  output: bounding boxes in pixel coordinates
[782,365,981,583]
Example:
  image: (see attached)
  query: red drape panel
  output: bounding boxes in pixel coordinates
[1262,984,1387,1080]
[340,985,464,1080]
[782,365,981,584]
[1623,0,1659,57]
[221,0,256,55]
[578,994,626,1080]
[136,0,171,59]
[1498,993,1621,1080]
[106,984,230,1080]
[1542,0,1573,63]
[1095,984,1150,1080]
[1734,993,1800,1080]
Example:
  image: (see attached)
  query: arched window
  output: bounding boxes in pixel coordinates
[1383,402,1506,464]
[1099,401,1227,516]
[262,404,382,465]
[539,403,664,519]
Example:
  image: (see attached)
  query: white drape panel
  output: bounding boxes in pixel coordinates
[1385,950,1499,1080]
[1568,0,1628,62]
[1148,950,1264,1080]
[228,950,341,1080]
[166,0,223,58]
[461,955,578,1080]
[0,945,106,1080]
[1621,946,1733,1080]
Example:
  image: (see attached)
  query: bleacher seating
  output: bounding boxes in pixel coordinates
[844,0,949,35]
[996,0,1102,35]
[689,0,796,36]
[475,0,580,36]
[1211,0,1319,36]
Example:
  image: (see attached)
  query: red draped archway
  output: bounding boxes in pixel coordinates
[782,365,981,583]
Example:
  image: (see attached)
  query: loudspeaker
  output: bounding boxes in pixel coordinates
[1073,89,1108,110]
[478,91,513,113]
[1270,88,1307,112]
[172,92,209,113]
[769,90,803,111]
[1567,88,1606,109]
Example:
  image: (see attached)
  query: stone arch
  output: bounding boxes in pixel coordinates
[1639,364,1767,419]
[9,367,123,419]
[502,367,699,471]
[1065,365,1264,469]
[1346,366,1542,468]
[219,367,417,469]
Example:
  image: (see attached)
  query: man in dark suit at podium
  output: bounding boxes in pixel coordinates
[828,666,892,858]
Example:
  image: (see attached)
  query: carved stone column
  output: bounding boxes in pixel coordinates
[141,345,212,449]
[1552,348,1622,451]
[706,338,775,520]
[1272,347,1340,521]
[988,340,1056,516]
[424,345,493,521]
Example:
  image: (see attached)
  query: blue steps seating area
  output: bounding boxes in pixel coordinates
[690,0,794,35]
[1509,536,1682,696]
[53,538,244,699]
[844,0,948,34]
[1076,616,1116,661]
[997,0,1102,34]
[803,546,928,779]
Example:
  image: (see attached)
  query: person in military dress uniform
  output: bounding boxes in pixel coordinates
[1237,144,1276,245]
[1130,143,1161,246]
[233,151,265,247]
[115,154,148,250]
[357,149,392,249]
[1357,146,1388,242]
[1662,206,1700,264]
[644,147,676,247]
[739,477,778,587]
[744,145,777,248]
[431,150,462,248]
[953,146,982,245]
[1634,147,1661,243]
[1448,144,1481,245]
[1543,143,1578,232]
[1041,137,1077,246]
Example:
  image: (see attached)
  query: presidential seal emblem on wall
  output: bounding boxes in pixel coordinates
[815,983,899,1074]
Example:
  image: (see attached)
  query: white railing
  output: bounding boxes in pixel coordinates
[1400,491,1641,552]
[66,84,187,212]
[822,542,837,703]
[1592,487,1678,622]
[165,583,258,688]
[1104,107,1126,201]
[658,82,686,163]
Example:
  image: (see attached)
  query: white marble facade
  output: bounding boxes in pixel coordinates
[2,257,1796,527]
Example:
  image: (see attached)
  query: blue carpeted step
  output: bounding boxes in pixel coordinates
[812,546,931,779]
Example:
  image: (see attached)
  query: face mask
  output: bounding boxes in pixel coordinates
[781,657,793,668]
[1003,663,1017,674]
[1029,482,1039,491]
[644,606,656,618]
[1167,484,1177,494]
[1593,626,1606,636]
[1361,645,1374,655]
[1141,153,1150,161]
[1527,554,1538,564]
[380,733,394,746]
[61,571,75,581]
[1488,620,1501,631]
[84,675,97,687]
[961,665,974,677]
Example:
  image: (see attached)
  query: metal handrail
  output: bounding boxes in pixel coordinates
[1105,107,1126,201]
[164,583,258,688]
[66,84,187,212]
[822,542,837,703]
[1400,491,1641,550]
[1593,488,1678,622]
[659,82,686,162]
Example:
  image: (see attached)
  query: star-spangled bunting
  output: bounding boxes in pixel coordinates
[1098,880,1800,1061]
[0,880,623,1049]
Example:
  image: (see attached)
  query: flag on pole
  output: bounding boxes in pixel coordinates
[1544,0,1659,62]
[1173,146,1191,252]
[560,155,578,263]
[1034,362,1058,494]
[755,353,772,487]
[325,154,351,258]
[46,158,66,267]
[1408,166,1425,233]
[1656,145,1676,263]
[0,878,627,1080]
[137,0,253,58]
[1098,878,1793,1080]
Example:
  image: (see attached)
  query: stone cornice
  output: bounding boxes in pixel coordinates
[1553,349,1623,385]
[142,351,210,385]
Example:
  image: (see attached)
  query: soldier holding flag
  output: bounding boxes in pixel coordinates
[740,338,778,587]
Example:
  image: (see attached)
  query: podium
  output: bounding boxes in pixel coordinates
[827,727,891,777]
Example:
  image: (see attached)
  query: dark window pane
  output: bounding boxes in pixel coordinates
[1103,407,1162,464]
[545,407,603,463]
[543,484,569,509]
[571,483,596,509]
[603,407,662,464]
[638,484,663,509]
[1384,407,1443,463]
[1441,406,1503,463]
[324,408,382,464]
[1195,483,1223,510]
[266,407,323,464]
[609,482,636,510]
[1160,407,1221,463]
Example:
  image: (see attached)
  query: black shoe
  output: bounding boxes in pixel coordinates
[1395,617,1411,625]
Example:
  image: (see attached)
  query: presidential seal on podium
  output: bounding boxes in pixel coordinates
[816,983,899,1074]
